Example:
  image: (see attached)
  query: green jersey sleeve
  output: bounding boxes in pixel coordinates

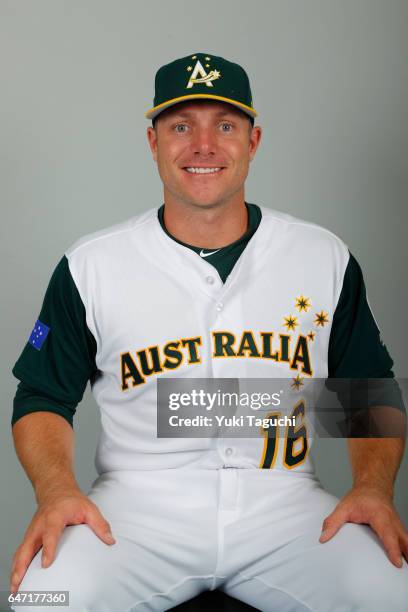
[327,251,404,414]
[12,255,98,428]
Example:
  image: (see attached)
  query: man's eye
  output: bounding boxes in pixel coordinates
[220,122,233,132]
[174,124,189,133]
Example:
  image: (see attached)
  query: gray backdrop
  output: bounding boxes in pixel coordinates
[1,0,407,595]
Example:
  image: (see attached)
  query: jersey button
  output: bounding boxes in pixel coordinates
[225,447,234,456]
[216,302,224,311]
[206,276,215,285]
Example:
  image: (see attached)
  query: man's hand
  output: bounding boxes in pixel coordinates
[319,485,408,568]
[10,489,115,594]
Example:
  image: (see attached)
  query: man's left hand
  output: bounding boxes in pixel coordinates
[319,485,408,568]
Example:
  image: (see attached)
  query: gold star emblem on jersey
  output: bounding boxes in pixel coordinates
[295,295,311,312]
[291,374,304,390]
[283,315,299,331]
[186,59,221,89]
[314,311,329,327]
[307,331,316,341]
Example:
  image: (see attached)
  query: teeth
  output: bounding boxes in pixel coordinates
[185,167,222,174]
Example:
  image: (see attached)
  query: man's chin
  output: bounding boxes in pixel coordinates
[164,183,240,209]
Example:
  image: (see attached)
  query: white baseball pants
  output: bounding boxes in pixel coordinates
[14,468,408,611]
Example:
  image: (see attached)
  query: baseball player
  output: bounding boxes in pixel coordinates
[10,53,408,611]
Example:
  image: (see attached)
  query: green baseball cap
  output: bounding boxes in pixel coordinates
[145,52,257,120]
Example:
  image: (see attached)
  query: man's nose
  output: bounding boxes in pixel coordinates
[191,126,217,155]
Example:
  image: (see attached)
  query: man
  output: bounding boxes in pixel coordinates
[10,53,408,611]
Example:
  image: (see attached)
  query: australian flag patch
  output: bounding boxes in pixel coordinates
[28,319,50,351]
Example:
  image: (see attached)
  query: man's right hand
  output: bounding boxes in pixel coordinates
[10,489,116,594]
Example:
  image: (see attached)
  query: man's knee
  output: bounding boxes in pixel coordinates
[340,558,408,611]
[13,526,115,611]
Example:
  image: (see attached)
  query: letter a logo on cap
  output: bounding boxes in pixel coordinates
[145,53,257,120]
[186,55,221,89]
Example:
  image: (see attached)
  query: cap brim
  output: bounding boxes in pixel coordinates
[145,93,257,120]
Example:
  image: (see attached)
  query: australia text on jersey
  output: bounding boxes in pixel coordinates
[121,329,313,390]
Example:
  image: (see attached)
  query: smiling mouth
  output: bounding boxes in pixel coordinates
[183,167,225,175]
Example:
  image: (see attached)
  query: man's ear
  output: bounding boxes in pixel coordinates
[249,125,262,161]
[147,125,158,162]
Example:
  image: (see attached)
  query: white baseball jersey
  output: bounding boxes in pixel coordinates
[12,204,397,475]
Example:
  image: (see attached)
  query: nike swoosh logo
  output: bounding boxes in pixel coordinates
[199,249,221,258]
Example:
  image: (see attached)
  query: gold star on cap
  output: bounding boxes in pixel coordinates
[192,55,197,59]
[187,66,192,71]
[283,315,299,331]
[295,295,311,312]
[291,374,304,390]
[205,56,210,60]
[314,311,329,327]
[205,64,210,68]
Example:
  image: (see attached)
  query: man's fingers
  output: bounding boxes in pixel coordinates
[371,520,403,568]
[319,510,348,543]
[10,499,115,594]
[10,536,42,592]
[401,534,408,563]
[41,522,65,568]
[395,527,408,565]
[85,508,115,545]
[384,536,403,568]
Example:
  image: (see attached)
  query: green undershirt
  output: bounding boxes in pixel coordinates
[157,202,262,283]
